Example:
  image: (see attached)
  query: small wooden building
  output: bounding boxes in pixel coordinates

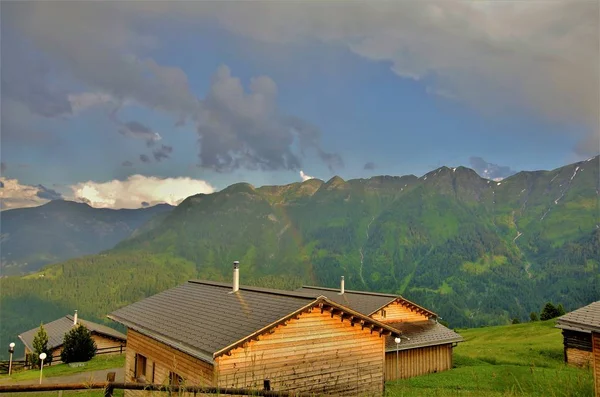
[299,282,464,380]
[555,300,600,396]
[18,311,126,362]
[108,270,400,397]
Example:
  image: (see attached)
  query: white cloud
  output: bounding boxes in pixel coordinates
[68,174,215,209]
[299,170,314,182]
[0,178,58,210]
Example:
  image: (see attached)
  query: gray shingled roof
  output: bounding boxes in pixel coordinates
[297,286,396,315]
[297,286,436,318]
[18,315,126,351]
[108,280,401,364]
[385,321,464,351]
[556,301,600,334]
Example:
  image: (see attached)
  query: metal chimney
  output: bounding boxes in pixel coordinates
[73,310,78,325]
[233,261,240,293]
[340,276,345,294]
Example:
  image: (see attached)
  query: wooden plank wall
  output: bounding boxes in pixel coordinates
[384,344,452,381]
[92,334,124,352]
[216,309,385,397]
[563,330,593,367]
[371,302,429,323]
[124,329,215,397]
[593,332,599,397]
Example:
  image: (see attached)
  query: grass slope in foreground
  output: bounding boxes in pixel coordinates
[386,320,593,396]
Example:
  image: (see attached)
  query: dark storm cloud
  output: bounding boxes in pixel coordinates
[139,154,151,163]
[35,184,63,200]
[118,121,162,147]
[469,157,517,180]
[121,160,133,167]
[141,201,150,207]
[197,66,343,172]
[153,145,173,162]
[2,3,342,173]
[364,162,376,170]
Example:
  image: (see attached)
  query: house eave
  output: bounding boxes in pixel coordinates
[106,315,214,365]
[385,337,465,352]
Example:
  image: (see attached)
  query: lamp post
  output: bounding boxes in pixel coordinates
[8,343,15,375]
[394,337,401,383]
[39,352,47,385]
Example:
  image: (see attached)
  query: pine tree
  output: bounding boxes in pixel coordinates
[540,302,560,320]
[29,323,52,368]
[60,324,97,363]
[529,312,539,322]
[557,304,566,316]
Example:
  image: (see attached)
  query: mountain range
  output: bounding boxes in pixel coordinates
[0,201,173,275]
[1,156,598,357]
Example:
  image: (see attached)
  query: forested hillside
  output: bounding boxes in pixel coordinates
[0,201,173,275]
[1,156,598,357]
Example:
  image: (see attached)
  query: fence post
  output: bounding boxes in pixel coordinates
[120,345,123,355]
[104,384,114,397]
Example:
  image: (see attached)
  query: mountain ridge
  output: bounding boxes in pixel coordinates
[0,156,597,356]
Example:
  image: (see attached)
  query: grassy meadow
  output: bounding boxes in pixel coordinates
[386,319,594,396]
[0,355,124,383]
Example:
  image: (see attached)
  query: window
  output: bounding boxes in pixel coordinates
[169,371,184,386]
[134,354,147,380]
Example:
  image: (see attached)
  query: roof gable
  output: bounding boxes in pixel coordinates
[18,315,126,351]
[109,281,400,363]
[297,286,437,319]
[556,300,600,333]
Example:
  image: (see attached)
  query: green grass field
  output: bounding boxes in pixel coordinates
[0,321,594,396]
[386,320,594,396]
[0,355,124,383]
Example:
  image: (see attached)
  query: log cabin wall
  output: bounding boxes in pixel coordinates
[384,344,453,381]
[593,332,599,397]
[371,301,429,323]
[563,330,593,367]
[215,309,386,397]
[124,329,215,397]
[91,334,124,352]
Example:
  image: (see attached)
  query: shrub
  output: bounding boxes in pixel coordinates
[511,318,521,324]
[28,323,52,368]
[60,324,97,363]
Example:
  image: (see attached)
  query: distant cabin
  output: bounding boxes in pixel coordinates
[18,311,126,362]
[298,281,463,380]
[555,300,600,396]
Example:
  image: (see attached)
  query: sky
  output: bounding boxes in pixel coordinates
[1,1,598,209]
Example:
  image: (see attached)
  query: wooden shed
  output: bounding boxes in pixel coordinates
[298,283,463,380]
[18,311,126,363]
[555,300,600,396]
[108,272,400,397]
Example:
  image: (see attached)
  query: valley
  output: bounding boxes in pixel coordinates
[0,157,598,358]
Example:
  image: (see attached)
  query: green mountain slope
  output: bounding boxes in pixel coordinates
[0,200,173,275]
[1,157,598,356]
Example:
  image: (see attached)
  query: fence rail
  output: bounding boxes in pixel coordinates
[0,345,125,374]
[0,360,28,375]
[0,381,318,397]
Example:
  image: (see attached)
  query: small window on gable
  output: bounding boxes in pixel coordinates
[381,309,386,318]
[169,371,184,386]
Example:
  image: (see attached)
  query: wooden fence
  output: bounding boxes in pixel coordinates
[0,345,126,374]
[0,381,320,397]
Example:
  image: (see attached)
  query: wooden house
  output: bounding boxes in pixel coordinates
[298,277,464,380]
[18,311,126,362]
[108,263,401,397]
[555,300,600,396]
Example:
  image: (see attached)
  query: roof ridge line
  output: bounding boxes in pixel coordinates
[188,280,317,299]
[300,285,400,298]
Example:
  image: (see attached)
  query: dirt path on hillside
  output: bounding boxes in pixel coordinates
[0,368,124,386]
